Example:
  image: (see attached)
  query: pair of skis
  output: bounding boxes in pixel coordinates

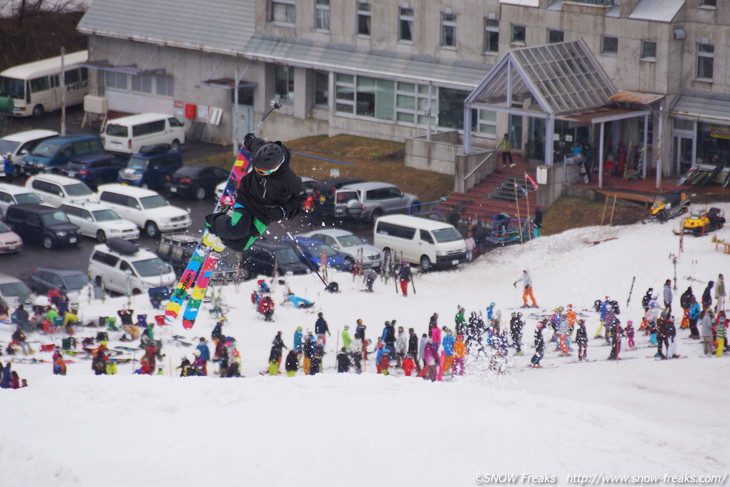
[165,100,281,329]
[165,148,252,328]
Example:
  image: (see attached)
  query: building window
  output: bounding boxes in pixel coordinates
[483,19,499,54]
[105,72,127,90]
[511,24,526,45]
[699,0,716,7]
[357,2,371,36]
[274,65,294,102]
[548,29,564,44]
[399,7,414,42]
[335,74,394,121]
[477,110,497,137]
[270,0,295,24]
[155,74,174,97]
[441,11,457,47]
[438,88,469,130]
[314,0,329,30]
[131,73,152,93]
[396,82,437,125]
[601,35,618,55]
[640,40,657,61]
[314,71,328,107]
[697,43,714,80]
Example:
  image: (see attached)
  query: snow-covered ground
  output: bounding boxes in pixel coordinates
[1,206,729,487]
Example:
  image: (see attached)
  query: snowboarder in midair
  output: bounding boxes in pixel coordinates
[205,134,309,252]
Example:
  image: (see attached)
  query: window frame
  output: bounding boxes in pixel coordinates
[440,11,457,48]
[356,2,371,37]
[274,65,295,103]
[483,18,499,54]
[640,40,657,62]
[511,24,526,45]
[270,0,296,25]
[314,0,330,31]
[696,43,715,81]
[601,35,619,56]
[398,6,414,43]
[547,29,564,44]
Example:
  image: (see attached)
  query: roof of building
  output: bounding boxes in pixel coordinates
[629,0,685,23]
[77,0,255,56]
[466,39,617,116]
[244,34,490,90]
[671,91,730,124]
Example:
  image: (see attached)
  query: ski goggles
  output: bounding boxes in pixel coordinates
[254,154,286,176]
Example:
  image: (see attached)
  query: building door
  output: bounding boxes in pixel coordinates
[508,114,523,150]
[673,135,694,175]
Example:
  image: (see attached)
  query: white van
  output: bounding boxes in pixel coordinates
[102,113,186,154]
[0,129,58,174]
[97,183,191,237]
[88,239,176,295]
[25,173,99,207]
[373,214,466,271]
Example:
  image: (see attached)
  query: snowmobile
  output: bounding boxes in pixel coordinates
[643,190,689,223]
[678,207,726,237]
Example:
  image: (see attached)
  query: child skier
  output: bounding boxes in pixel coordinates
[575,319,588,361]
[625,320,635,349]
[205,134,309,252]
[529,322,546,368]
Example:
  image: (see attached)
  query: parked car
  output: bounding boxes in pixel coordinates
[169,164,230,200]
[310,177,364,221]
[239,239,311,280]
[155,233,238,281]
[0,220,22,254]
[117,143,183,191]
[59,153,127,190]
[0,129,58,176]
[0,182,43,220]
[281,236,351,271]
[25,173,99,207]
[299,228,382,269]
[334,181,420,223]
[97,183,191,237]
[58,201,139,242]
[28,268,96,302]
[88,238,176,295]
[21,134,105,175]
[0,273,32,309]
[5,203,81,249]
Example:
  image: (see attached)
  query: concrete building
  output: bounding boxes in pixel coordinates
[77,0,729,178]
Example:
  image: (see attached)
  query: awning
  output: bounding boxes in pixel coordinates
[671,91,730,124]
[561,107,650,125]
[80,60,165,75]
[609,90,664,105]
[629,0,685,23]
[244,34,490,90]
[202,79,257,90]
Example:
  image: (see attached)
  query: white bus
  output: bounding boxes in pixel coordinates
[102,113,186,154]
[0,50,89,118]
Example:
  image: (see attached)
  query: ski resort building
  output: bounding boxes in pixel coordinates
[76,0,730,182]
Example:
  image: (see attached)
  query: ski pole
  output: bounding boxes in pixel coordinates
[254,99,282,135]
[285,231,334,292]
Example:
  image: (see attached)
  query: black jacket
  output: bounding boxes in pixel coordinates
[315,317,329,335]
[408,333,418,355]
[238,138,306,224]
[285,351,299,372]
[336,352,351,372]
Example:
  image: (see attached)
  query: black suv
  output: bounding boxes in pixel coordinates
[240,240,311,280]
[311,177,364,221]
[5,204,81,249]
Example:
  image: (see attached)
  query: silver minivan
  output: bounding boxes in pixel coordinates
[334,182,420,223]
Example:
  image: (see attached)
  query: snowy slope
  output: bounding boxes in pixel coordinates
[1,206,729,487]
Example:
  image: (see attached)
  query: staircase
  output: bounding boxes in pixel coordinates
[441,154,538,226]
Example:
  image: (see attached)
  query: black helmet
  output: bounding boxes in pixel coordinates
[253,143,286,176]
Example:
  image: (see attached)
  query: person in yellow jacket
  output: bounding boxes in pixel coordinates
[453,335,467,375]
[496,133,515,168]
